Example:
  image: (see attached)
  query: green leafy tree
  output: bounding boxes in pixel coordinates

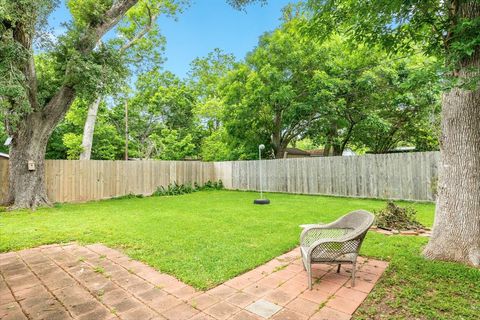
[0,0,255,208]
[110,70,198,159]
[151,128,195,160]
[222,15,439,159]
[223,16,330,159]
[188,49,237,160]
[308,0,480,266]
[200,128,231,161]
[52,99,124,160]
[1,0,134,208]
[305,36,394,156]
[296,34,441,156]
[316,54,441,155]
[45,126,69,159]
[62,132,83,159]
[76,0,183,160]
[352,58,441,153]
[189,48,236,131]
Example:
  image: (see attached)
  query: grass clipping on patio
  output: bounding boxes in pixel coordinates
[374,202,425,231]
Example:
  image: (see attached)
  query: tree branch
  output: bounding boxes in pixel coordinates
[43,0,139,117]
[283,113,324,143]
[40,86,76,134]
[12,21,39,110]
[340,121,356,152]
[79,0,139,54]
[119,5,158,54]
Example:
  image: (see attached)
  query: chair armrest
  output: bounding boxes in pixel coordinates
[305,238,354,257]
[303,229,371,258]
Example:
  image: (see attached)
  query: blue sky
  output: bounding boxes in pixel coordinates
[49,0,294,78]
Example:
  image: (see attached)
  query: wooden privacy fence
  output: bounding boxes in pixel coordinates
[216,152,440,202]
[1,160,215,204]
[1,152,439,204]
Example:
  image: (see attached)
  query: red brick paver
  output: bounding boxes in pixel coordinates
[0,244,387,319]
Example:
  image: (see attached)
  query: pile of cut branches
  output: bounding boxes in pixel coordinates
[374,202,424,230]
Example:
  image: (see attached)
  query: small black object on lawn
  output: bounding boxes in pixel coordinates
[254,198,270,205]
[253,144,270,205]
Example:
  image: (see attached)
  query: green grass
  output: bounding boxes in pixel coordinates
[1,190,478,319]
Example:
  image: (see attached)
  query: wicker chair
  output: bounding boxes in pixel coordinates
[300,210,374,289]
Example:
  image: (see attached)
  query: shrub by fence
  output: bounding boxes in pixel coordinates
[0,152,439,205]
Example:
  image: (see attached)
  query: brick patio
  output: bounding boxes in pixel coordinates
[0,243,387,320]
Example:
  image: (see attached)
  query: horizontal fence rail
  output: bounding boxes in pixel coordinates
[0,152,439,205]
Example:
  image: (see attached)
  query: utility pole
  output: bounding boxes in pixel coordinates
[124,100,128,161]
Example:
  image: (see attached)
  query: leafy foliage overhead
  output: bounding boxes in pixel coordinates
[1,0,443,162]
[307,0,480,87]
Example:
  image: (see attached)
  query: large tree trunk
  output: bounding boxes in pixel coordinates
[332,144,343,156]
[79,96,102,160]
[323,136,332,156]
[8,89,75,209]
[9,117,49,209]
[423,86,480,266]
[4,0,138,209]
[271,110,283,158]
[323,123,338,156]
[423,1,480,266]
[275,145,286,159]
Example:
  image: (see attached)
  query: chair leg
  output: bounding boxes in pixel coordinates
[337,264,341,273]
[351,261,356,287]
[306,262,312,290]
[300,248,306,270]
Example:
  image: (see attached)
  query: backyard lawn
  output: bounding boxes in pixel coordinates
[1,190,478,319]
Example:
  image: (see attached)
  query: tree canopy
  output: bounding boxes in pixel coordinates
[2,2,443,162]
